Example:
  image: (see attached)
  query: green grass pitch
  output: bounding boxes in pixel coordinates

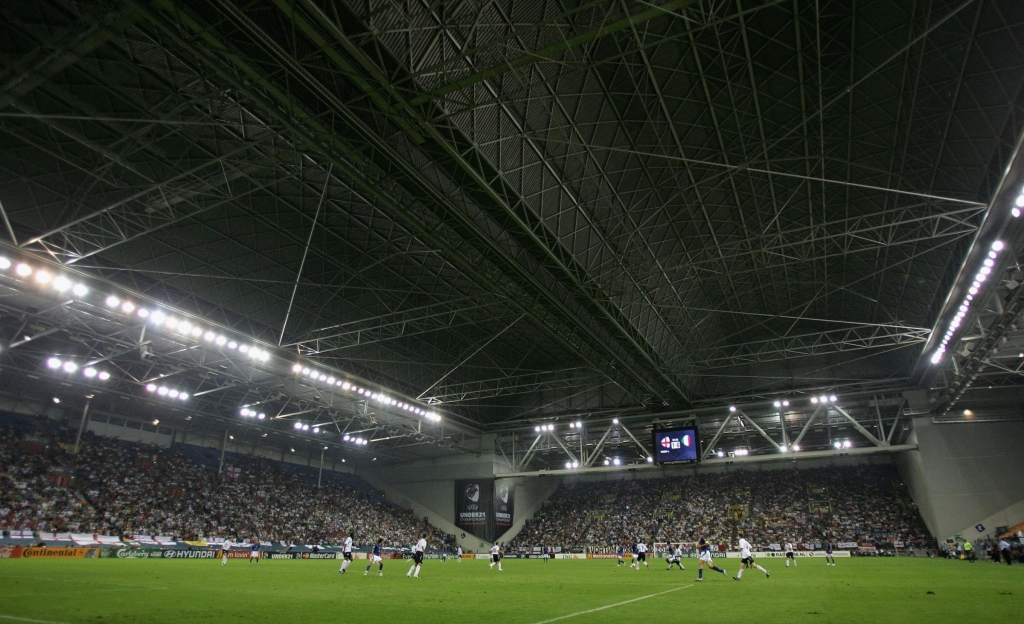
[0,557,1019,623]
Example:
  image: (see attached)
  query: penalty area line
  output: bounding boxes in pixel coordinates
[0,615,69,624]
[529,584,693,624]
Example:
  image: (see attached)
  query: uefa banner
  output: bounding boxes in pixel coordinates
[454,479,494,541]
[493,479,515,536]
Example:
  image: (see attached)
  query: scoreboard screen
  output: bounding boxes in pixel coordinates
[652,427,699,464]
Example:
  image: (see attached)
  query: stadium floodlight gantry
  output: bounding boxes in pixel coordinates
[1,0,1024,470]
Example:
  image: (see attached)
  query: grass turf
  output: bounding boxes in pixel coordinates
[0,557,1019,623]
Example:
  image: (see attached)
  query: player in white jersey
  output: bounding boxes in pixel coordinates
[733,538,769,581]
[784,541,796,567]
[665,544,685,570]
[456,545,463,562]
[489,542,503,571]
[339,530,355,574]
[634,541,650,570]
[221,539,231,566]
[407,533,427,578]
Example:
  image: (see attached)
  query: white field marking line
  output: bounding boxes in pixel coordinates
[0,615,69,624]
[0,575,165,589]
[529,584,693,624]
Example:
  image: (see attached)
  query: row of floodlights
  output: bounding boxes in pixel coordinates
[342,434,368,445]
[46,357,110,381]
[931,239,1005,364]
[239,408,266,420]
[144,383,189,401]
[291,364,440,422]
[1,258,89,297]
[105,296,270,362]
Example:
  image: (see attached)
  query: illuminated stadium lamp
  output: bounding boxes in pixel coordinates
[227,341,237,349]
[612,458,621,466]
[735,449,749,456]
[716,451,725,458]
[572,461,579,469]
[146,383,156,392]
[121,302,135,314]
[341,382,351,390]
[239,345,249,353]
[576,421,582,428]
[151,311,166,325]
[62,361,78,373]
[992,240,1005,252]
[72,283,88,297]
[1013,207,1022,218]
[818,395,829,404]
[302,424,309,431]
[569,423,575,429]
[843,440,852,449]
[53,276,72,291]
[833,441,842,449]
[783,400,790,407]
[603,459,610,466]
[15,263,32,277]
[646,457,653,463]
[534,426,540,432]
[792,444,800,451]
[83,367,97,378]
[728,406,736,412]
[256,412,263,419]
[204,331,215,342]
[829,395,838,403]
[0,256,10,269]
[137,308,150,318]
[773,400,781,408]
[46,357,61,369]
[168,390,179,399]
[34,270,52,284]
[166,318,178,329]
[565,462,572,469]
[98,372,111,381]
[313,427,320,434]
[810,396,819,404]
[294,422,302,430]
[240,408,251,416]
[157,387,168,396]
[1018,194,1024,207]
[612,418,619,424]
[215,335,227,346]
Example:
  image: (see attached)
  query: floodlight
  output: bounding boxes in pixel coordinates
[137,308,150,318]
[83,367,97,378]
[179,321,193,334]
[342,382,351,390]
[980,266,991,276]
[728,406,736,412]
[62,361,78,373]
[576,421,582,427]
[984,259,994,268]
[829,395,837,403]
[227,341,238,349]
[204,331,215,342]
[572,461,579,468]
[313,427,319,434]
[327,377,336,385]
[792,444,800,451]
[53,276,71,291]
[46,357,62,369]
[565,462,572,469]
[146,383,156,392]
[0,257,9,269]
[98,372,110,381]
[1018,194,1024,207]
[292,364,302,372]
[72,283,88,297]
[612,418,619,424]
[716,451,724,458]
[604,459,610,466]
[569,423,575,429]
[302,424,309,431]
[168,390,179,399]
[646,457,653,463]
[843,440,852,449]
[811,397,819,404]
[834,441,842,449]
[256,412,263,419]
[1014,207,1022,218]
[612,458,621,466]
[157,386,168,396]
[105,296,120,307]
[121,302,135,313]
[783,400,790,407]
[773,401,781,408]
[151,311,167,324]
[535,426,540,432]
[241,408,251,416]
[34,270,52,284]
[239,345,249,353]
[15,263,32,277]
[191,327,202,338]
[991,240,1004,251]
[343,434,350,441]
[294,422,302,430]
[215,335,227,346]
[819,395,829,403]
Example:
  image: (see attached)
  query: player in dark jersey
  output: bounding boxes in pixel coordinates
[617,544,626,567]
[248,540,260,564]
[695,538,727,581]
[364,538,385,576]
[824,541,836,566]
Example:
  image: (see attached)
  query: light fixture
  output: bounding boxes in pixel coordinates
[829,395,837,403]
[294,422,302,430]
[773,400,781,408]
[53,276,71,291]
[834,441,842,449]
[565,462,572,469]
[576,421,582,428]
[121,302,135,313]
[98,372,111,381]
[842,440,852,449]
[83,367,97,378]
[46,357,62,370]
[612,418,619,424]
[612,458,621,466]
[72,283,88,297]
[735,449,749,456]
[716,451,724,458]
[62,361,78,373]
[15,263,32,277]
[728,406,736,412]
[646,456,653,463]
[603,459,610,466]
[0,257,10,270]
[792,444,800,451]
[810,397,819,404]
[34,270,52,284]
[52,397,60,404]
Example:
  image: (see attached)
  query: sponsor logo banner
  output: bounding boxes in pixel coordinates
[555,553,586,559]
[111,548,163,559]
[455,479,495,541]
[493,479,515,534]
[222,550,253,559]
[21,547,99,559]
[732,550,851,559]
[263,552,300,560]
[685,551,726,559]
[0,546,23,559]
[590,553,620,559]
[303,552,338,560]
[161,550,218,559]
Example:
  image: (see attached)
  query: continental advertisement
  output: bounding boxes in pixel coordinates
[10,547,101,559]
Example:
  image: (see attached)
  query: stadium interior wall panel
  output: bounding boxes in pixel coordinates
[898,417,1024,541]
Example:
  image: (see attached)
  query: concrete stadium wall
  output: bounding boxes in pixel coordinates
[898,417,1024,541]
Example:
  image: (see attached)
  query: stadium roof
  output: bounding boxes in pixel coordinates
[1,0,1024,464]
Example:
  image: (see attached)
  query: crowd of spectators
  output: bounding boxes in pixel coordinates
[509,465,931,551]
[0,424,450,548]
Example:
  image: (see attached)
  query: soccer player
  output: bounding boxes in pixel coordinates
[364,538,384,576]
[542,545,548,562]
[617,544,626,567]
[339,530,354,574]
[248,539,260,564]
[221,539,231,566]
[441,545,447,563]
[666,544,685,570]
[695,538,727,581]
[489,542,503,571]
[635,540,650,570]
[733,537,768,580]
[824,541,836,566]
[456,545,463,562]
[407,533,427,578]
[784,541,796,567]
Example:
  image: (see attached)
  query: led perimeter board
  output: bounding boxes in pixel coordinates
[652,426,700,464]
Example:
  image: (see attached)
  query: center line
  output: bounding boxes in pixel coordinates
[0,615,69,624]
[529,584,693,624]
